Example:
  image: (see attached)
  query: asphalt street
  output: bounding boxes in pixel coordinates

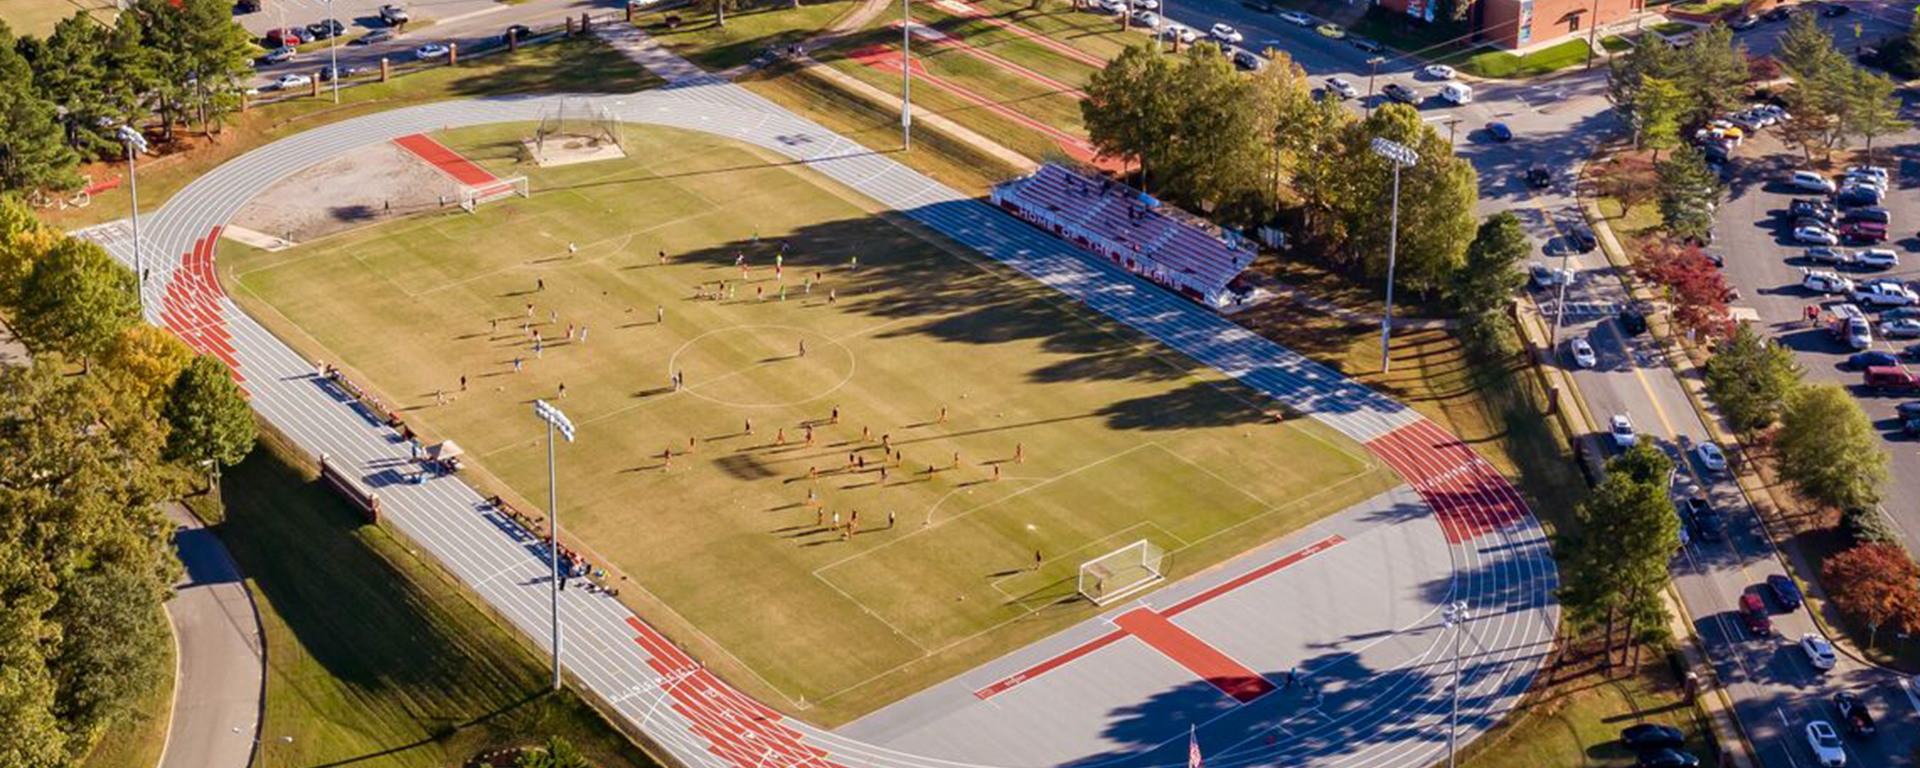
[242,0,622,88]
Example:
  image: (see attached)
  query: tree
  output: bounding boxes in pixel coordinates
[1823,543,1920,646]
[1775,384,1887,512]
[1635,75,1686,159]
[1607,36,1684,132]
[14,237,140,368]
[517,736,591,768]
[0,196,59,309]
[1558,461,1679,669]
[1634,237,1731,340]
[1082,43,1179,191]
[1244,48,1317,220]
[1150,45,1268,219]
[1777,13,1850,162]
[1704,323,1803,433]
[1324,104,1478,294]
[48,568,171,748]
[26,14,117,158]
[1841,505,1903,547]
[1655,145,1719,245]
[0,21,81,195]
[1607,441,1675,487]
[162,356,257,472]
[1676,24,1750,125]
[100,324,195,411]
[130,0,256,137]
[1449,212,1528,357]
[1842,66,1907,159]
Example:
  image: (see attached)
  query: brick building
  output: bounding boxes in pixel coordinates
[1374,0,1644,50]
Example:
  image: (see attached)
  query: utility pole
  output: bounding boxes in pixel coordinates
[1443,601,1471,768]
[328,0,341,103]
[533,399,576,691]
[901,0,912,150]
[117,124,148,315]
[1584,0,1601,69]
[1365,57,1385,117]
[1371,137,1419,373]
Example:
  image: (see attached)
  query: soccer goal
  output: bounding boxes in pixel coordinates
[1078,540,1167,606]
[459,175,529,213]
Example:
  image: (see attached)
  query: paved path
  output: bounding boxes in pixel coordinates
[158,503,265,768]
[0,314,27,367]
[72,33,1556,768]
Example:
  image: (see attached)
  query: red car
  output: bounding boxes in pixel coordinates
[1841,221,1888,243]
[1740,592,1771,636]
[264,27,304,47]
[1866,365,1920,393]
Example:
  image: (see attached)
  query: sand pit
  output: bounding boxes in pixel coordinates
[231,141,466,243]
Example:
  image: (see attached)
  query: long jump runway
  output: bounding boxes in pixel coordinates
[73,41,1558,768]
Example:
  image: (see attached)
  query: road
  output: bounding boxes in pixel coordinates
[1130,0,1920,765]
[243,0,622,89]
[158,503,265,768]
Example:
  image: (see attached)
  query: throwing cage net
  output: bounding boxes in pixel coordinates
[534,96,623,155]
[1078,540,1167,606]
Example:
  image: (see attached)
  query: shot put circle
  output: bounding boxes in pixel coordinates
[667,325,855,408]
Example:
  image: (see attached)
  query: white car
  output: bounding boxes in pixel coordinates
[1806,721,1846,767]
[1788,170,1837,193]
[1132,0,1159,8]
[1209,23,1243,43]
[1794,226,1839,245]
[1422,64,1455,79]
[1800,633,1837,669]
[1610,414,1637,448]
[1160,25,1198,43]
[1695,442,1726,472]
[1131,9,1160,27]
[413,43,449,60]
[1849,249,1900,269]
[1803,269,1854,294]
[1569,338,1597,369]
[1279,10,1313,25]
[1325,77,1358,99]
[263,45,297,63]
[1846,165,1889,183]
[273,73,312,90]
[1852,280,1916,306]
[1882,318,1920,338]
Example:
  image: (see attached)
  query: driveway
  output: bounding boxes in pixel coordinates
[158,503,265,768]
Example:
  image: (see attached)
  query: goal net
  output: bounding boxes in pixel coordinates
[459,175,529,213]
[1078,540,1167,606]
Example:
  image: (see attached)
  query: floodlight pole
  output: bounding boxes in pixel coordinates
[901,0,912,151]
[328,0,340,103]
[1371,137,1418,373]
[1443,601,1470,768]
[534,399,576,691]
[1365,57,1385,117]
[118,125,147,315]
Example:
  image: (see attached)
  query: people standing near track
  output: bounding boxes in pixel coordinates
[776,427,786,445]
[687,436,696,453]
[887,511,896,529]
[805,425,815,446]
[658,249,667,266]
[657,305,665,324]
[558,382,567,399]
[744,417,754,435]
[579,325,588,344]
[662,446,672,471]
[1033,549,1043,571]
[831,406,840,424]
[798,339,807,358]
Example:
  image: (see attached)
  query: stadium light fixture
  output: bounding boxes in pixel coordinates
[118,124,148,315]
[1442,600,1471,768]
[900,0,912,150]
[533,398,575,691]
[1370,137,1418,374]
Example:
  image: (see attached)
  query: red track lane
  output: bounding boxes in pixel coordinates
[1362,420,1528,544]
[158,226,246,385]
[904,24,1090,99]
[627,617,846,768]
[972,535,1340,700]
[392,133,501,187]
[1113,608,1276,702]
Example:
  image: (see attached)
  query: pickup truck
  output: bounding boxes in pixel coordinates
[1833,692,1875,737]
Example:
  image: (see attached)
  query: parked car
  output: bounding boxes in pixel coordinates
[1324,77,1358,100]
[1882,318,1920,338]
[1621,723,1687,751]
[1838,184,1883,207]
[1610,414,1637,448]
[1795,225,1840,245]
[1208,22,1243,42]
[1803,269,1854,294]
[1805,721,1846,767]
[1568,226,1597,252]
[1768,574,1803,610]
[379,3,409,24]
[1527,166,1552,189]
[1801,633,1838,670]
[318,64,359,80]
[1865,365,1920,392]
[1792,198,1836,220]
[1422,64,1455,79]
[1788,170,1837,192]
[1382,82,1418,104]
[1695,442,1727,472]
[1569,338,1597,368]
[353,28,394,45]
[1639,749,1700,768]
[1316,22,1346,38]
[1886,306,1920,321]
[1619,309,1648,335]
[273,72,312,90]
[1849,248,1900,269]
[1841,221,1889,243]
[1487,121,1512,142]
[1848,350,1900,369]
[1858,279,1920,306]
[1739,592,1771,635]
[1805,246,1846,264]
[1231,49,1261,70]
[1898,400,1920,417]
[1844,206,1891,225]
[305,18,345,39]
[1834,692,1876,737]
[264,27,304,46]
[1278,10,1313,25]
[413,43,449,60]
[1349,37,1384,53]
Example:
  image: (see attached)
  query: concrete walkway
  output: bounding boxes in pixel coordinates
[0,315,28,368]
[158,503,265,768]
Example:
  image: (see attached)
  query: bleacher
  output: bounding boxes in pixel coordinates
[990,164,1258,307]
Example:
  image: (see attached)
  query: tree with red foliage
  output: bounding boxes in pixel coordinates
[1634,238,1733,340]
[1823,542,1920,647]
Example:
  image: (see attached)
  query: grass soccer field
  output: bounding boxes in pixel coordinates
[220,121,1400,723]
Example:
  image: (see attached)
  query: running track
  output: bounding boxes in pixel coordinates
[77,31,1557,768]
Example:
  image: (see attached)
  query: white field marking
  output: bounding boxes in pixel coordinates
[1170,471,1394,561]
[810,566,935,654]
[665,324,860,410]
[1156,439,1279,511]
[982,519,1177,602]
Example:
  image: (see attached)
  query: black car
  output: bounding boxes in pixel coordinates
[1568,227,1598,253]
[1232,50,1261,70]
[1350,37,1383,53]
[1526,166,1552,189]
[1791,198,1836,221]
[1897,400,1920,418]
[306,18,346,39]
[1767,573,1803,610]
[1823,3,1850,16]
[236,0,260,11]
[1764,5,1794,20]
[1834,692,1876,736]
[1622,724,1688,751]
[1639,749,1700,768]
[1619,309,1648,336]
[1730,14,1759,28]
[1382,82,1417,103]
[1685,497,1723,542]
[502,24,533,42]
[318,64,359,81]
[1844,206,1891,224]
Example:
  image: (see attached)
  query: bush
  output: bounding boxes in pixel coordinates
[1842,506,1904,548]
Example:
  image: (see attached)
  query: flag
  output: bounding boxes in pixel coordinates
[1188,726,1202,768]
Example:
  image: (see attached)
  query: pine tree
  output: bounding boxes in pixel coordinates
[0,20,81,195]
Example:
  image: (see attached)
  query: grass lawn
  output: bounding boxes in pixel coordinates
[209,428,661,768]
[0,0,115,37]
[37,34,660,232]
[1458,38,1593,78]
[1651,20,1695,35]
[1601,35,1634,52]
[634,0,865,70]
[219,121,1399,723]
[1668,0,1743,15]
[1456,655,1717,768]
[75,605,175,768]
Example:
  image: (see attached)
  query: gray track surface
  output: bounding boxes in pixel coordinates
[77,43,1558,768]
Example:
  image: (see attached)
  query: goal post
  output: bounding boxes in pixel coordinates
[459,175,529,213]
[1078,540,1167,606]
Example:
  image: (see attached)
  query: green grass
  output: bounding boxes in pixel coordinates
[1651,20,1695,35]
[219,121,1400,724]
[635,0,864,70]
[0,0,115,37]
[1457,659,1716,768]
[1601,34,1634,52]
[39,34,660,232]
[212,427,661,768]
[1668,0,1742,15]
[74,604,175,768]
[1458,38,1593,78]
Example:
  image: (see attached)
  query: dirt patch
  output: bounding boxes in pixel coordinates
[232,141,466,243]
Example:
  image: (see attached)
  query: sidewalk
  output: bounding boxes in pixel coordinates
[158,502,265,768]
[0,314,27,368]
